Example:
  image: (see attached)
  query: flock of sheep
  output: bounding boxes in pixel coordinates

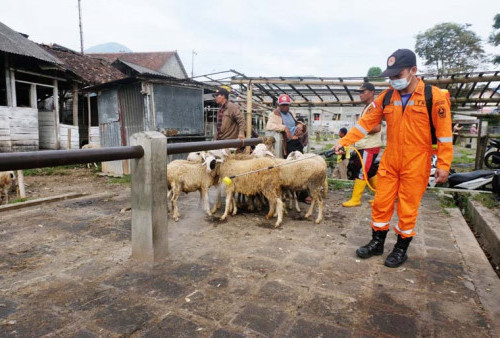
[167,143,328,227]
[0,143,329,229]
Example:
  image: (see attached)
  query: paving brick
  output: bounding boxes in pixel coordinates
[232,303,288,336]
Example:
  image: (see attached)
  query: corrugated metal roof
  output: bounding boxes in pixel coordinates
[114,59,171,78]
[89,51,187,78]
[0,21,61,64]
[41,44,125,85]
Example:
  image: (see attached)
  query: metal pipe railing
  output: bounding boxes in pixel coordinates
[0,138,265,171]
[0,146,144,171]
[167,137,263,155]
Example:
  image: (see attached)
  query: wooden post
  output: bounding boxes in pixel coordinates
[30,83,36,108]
[67,128,71,150]
[87,95,91,143]
[72,83,78,126]
[246,82,252,152]
[130,131,168,262]
[10,70,16,107]
[4,58,12,107]
[16,170,25,199]
[53,80,60,149]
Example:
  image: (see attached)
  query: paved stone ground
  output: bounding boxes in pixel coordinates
[0,187,499,337]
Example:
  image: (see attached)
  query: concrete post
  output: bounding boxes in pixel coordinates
[130,131,168,262]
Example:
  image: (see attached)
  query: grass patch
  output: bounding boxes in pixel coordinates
[472,193,499,209]
[24,166,73,176]
[107,175,131,185]
[10,198,27,204]
[439,194,456,213]
[452,154,475,165]
[328,178,354,190]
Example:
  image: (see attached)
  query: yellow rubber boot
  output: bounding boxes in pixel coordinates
[368,175,378,205]
[342,179,366,207]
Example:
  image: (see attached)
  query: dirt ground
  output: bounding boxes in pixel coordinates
[13,167,126,202]
[1,166,499,336]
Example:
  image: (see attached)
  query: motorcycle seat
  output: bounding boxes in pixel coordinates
[448,170,494,184]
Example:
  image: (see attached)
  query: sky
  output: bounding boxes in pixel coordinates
[1,0,499,78]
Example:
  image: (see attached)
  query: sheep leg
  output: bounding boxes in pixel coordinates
[231,194,238,215]
[266,197,276,220]
[202,188,212,216]
[315,195,324,224]
[172,189,180,221]
[294,191,301,212]
[221,191,233,221]
[304,192,317,219]
[274,198,284,228]
[210,185,222,214]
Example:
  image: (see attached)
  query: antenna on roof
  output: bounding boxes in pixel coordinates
[78,0,84,54]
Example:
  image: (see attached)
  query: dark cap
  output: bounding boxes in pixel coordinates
[358,82,375,92]
[380,49,417,77]
[213,87,229,98]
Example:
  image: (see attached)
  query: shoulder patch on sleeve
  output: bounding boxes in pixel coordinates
[437,105,446,118]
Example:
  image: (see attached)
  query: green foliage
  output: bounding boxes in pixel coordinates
[23,166,75,176]
[415,22,485,74]
[327,178,354,190]
[367,66,383,82]
[367,66,382,78]
[472,193,499,209]
[489,14,500,64]
[452,154,475,165]
[107,175,131,185]
[10,198,27,204]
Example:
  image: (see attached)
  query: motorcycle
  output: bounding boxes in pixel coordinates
[484,138,500,169]
[429,154,500,193]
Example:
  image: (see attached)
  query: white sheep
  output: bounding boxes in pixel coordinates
[0,171,16,205]
[279,153,327,224]
[219,157,284,227]
[167,155,221,221]
[81,143,100,168]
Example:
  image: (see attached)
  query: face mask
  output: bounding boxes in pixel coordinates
[390,72,413,90]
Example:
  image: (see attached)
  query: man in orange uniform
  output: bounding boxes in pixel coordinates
[332,49,453,267]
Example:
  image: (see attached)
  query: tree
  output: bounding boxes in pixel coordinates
[367,66,382,77]
[415,22,485,74]
[489,14,500,64]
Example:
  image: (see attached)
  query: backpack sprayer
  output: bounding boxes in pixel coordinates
[222,146,376,193]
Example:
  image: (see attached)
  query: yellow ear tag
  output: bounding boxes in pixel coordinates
[222,176,232,186]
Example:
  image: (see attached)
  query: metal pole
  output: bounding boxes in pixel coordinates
[167,137,262,155]
[246,82,253,152]
[0,146,144,171]
[78,0,84,54]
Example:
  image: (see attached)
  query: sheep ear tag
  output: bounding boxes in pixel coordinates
[222,177,232,186]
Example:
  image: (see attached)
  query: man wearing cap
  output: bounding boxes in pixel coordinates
[332,49,453,268]
[266,94,307,156]
[342,82,382,207]
[214,87,246,142]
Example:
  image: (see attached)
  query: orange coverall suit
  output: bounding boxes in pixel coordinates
[339,79,453,238]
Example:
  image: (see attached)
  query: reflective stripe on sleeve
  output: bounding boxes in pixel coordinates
[355,124,368,136]
[393,101,402,106]
[395,224,413,235]
[438,136,453,143]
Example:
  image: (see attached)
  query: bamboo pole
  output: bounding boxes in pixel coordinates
[232,75,500,86]
[246,83,253,152]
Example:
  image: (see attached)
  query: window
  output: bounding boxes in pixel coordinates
[15,82,31,107]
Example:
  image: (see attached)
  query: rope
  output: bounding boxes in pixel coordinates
[223,154,321,185]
